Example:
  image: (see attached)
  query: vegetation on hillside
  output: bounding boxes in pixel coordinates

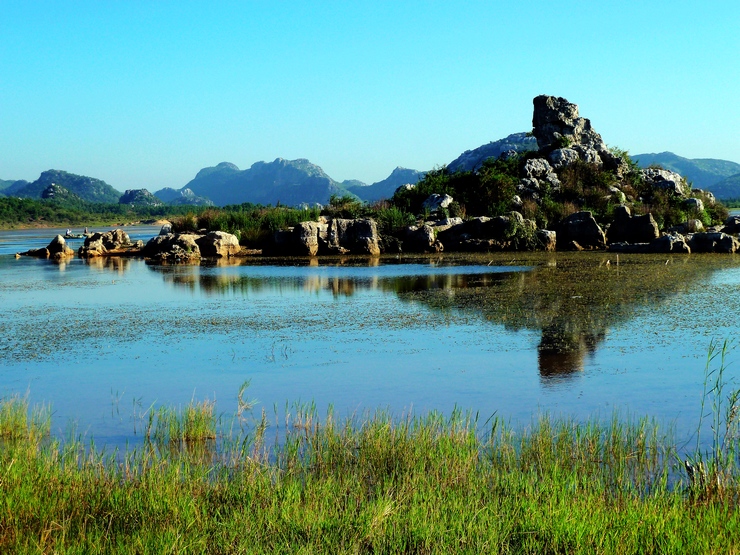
[0,196,201,228]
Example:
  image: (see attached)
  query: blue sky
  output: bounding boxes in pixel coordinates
[1,1,738,191]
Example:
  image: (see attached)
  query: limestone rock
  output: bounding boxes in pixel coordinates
[641,168,689,197]
[556,211,606,250]
[78,229,135,258]
[549,148,579,169]
[325,219,381,256]
[722,215,740,234]
[532,95,607,153]
[195,231,241,258]
[536,230,557,251]
[684,198,704,212]
[143,233,202,261]
[606,206,659,244]
[403,225,443,253]
[47,235,75,259]
[688,232,740,254]
[421,194,453,213]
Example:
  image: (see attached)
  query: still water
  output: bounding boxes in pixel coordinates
[2,226,740,450]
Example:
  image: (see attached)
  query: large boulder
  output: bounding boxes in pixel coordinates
[78,229,136,258]
[403,225,443,253]
[556,211,606,250]
[606,205,660,244]
[421,194,453,213]
[48,235,75,259]
[687,232,740,254]
[532,95,630,176]
[532,95,607,153]
[143,233,202,261]
[722,215,740,235]
[195,231,240,258]
[324,218,380,256]
[640,168,689,197]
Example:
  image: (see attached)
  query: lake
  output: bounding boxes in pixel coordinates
[2,225,740,451]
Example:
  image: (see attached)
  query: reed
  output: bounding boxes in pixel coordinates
[1,393,738,553]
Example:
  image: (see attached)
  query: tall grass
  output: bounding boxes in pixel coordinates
[0,389,739,552]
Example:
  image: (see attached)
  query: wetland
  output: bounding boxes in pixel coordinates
[2,226,740,451]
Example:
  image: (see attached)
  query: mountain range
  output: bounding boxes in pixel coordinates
[4,143,740,207]
[631,152,740,196]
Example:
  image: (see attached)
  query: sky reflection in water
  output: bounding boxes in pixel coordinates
[2,247,740,451]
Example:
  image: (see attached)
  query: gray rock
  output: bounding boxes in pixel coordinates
[650,234,691,254]
[641,168,689,197]
[722,215,740,234]
[556,211,606,250]
[532,95,607,153]
[606,205,659,244]
[325,218,380,256]
[143,233,201,261]
[684,198,704,212]
[421,193,454,213]
[195,231,241,258]
[403,225,442,253]
[523,158,554,179]
[549,148,580,169]
[688,232,740,254]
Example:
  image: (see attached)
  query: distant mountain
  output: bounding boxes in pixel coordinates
[632,152,740,194]
[345,167,426,202]
[12,170,121,203]
[181,158,353,206]
[707,173,740,200]
[119,189,163,206]
[447,132,538,173]
[0,179,30,196]
[154,187,214,206]
[40,183,84,203]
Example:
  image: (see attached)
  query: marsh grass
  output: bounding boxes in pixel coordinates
[685,339,740,502]
[146,398,218,445]
[1,392,739,553]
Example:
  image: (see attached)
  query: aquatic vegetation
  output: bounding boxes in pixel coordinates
[0,383,739,553]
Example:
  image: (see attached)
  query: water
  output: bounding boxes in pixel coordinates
[2,227,740,450]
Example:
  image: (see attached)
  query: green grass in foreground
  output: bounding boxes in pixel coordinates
[0,389,739,554]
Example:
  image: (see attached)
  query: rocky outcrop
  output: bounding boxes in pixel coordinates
[556,211,606,250]
[143,233,202,261]
[195,231,241,258]
[421,194,453,214]
[78,229,142,258]
[269,218,381,256]
[687,232,740,254]
[18,235,74,259]
[531,95,629,176]
[435,212,545,252]
[606,205,660,244]
[325,218,381,256]
[640,168,688,197]
[403,225,443,253]
[722,215,740,234]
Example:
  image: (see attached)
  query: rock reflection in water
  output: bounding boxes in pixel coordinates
[140,254,732,384]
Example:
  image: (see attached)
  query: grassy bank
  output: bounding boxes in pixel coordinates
[0,390,739,554]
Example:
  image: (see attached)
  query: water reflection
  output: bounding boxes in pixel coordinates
[79,253,736,384]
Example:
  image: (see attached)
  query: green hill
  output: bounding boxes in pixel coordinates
[180,159,354,206]
[12,170,122,203]
[708,173,740,200]
[632,152,740,195]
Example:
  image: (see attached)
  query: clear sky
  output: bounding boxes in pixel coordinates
[1,1,738,191]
